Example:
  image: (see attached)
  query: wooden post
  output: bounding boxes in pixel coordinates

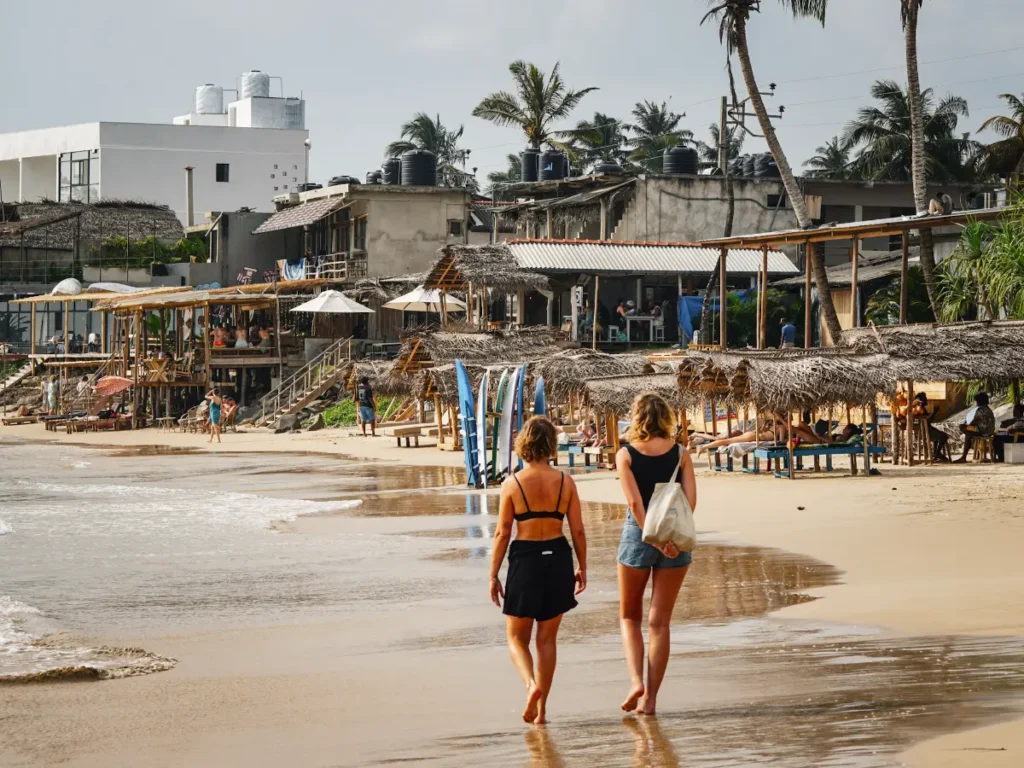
[787,410,795,479]
[850,237,860,329]
[711,397,718,438]
[100,310,108,355]
[30,304,36,355]
[680,407,689,443]
[900,232,910,325]
[760,244,769,349]
[132,309,142,428]
[546,209,552,239]
[804,241,812,348]
[515,287,526,326]
[905,380,915,466]
[63,301,69,357]
[862,405,871,474]
[468,281,475,327]
[607,408,621,454]
[755,264,762,349]
[203,303,212,389]
[592,275,600,350]
[159,310,166,355]
[434,394,443,446]
[718,247,727,349]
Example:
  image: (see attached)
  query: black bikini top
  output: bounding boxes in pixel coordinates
[511,474,566,522]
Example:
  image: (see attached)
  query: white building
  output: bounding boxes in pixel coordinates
[0,71,309,224]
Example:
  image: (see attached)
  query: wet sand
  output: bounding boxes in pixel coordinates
[2,424,1024,766]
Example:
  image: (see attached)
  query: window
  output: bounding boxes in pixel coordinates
[274,186,279,191]
[216,163,230,183]
[355,216,367,251]
[273,164,278,170]
[448,220,464,236]
[767,194,788,209]
[58,149,99,202]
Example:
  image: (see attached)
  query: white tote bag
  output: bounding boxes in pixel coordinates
[641,445,697,552]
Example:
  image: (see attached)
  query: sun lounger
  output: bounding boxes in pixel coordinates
[1,416,39,426]
[752,443,887,479]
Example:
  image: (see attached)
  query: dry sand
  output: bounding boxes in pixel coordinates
[3,421,1024,766]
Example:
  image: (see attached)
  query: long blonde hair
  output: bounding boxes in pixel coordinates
[630,392,676,443]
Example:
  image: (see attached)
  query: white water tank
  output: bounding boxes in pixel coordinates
[194,84,224,115]
[240,70,271,99]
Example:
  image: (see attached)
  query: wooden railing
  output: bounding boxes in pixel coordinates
[304,253,368,281]
[256,336,351,426]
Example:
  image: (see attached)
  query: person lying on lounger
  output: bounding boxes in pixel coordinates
[695,421,783,456]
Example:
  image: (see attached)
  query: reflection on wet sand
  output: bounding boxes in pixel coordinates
[423,633,1024,767]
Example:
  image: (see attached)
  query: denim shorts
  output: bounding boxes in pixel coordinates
[617,511,693,570]
[359,406,376,423]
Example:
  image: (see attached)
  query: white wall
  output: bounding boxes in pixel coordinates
[20,156,57,201]
[98,122,308,222]
[0,123,101,162]
[0,160,18,203]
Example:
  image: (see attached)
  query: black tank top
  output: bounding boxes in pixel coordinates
[626,444,683,512]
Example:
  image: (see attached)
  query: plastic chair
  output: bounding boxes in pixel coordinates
[653,325,666,342]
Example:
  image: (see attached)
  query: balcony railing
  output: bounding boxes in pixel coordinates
[304,252,368,281]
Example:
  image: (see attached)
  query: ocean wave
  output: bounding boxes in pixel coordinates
[0,596,175,683]
[0,519,11,536]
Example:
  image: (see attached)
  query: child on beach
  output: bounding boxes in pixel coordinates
[489,417,587,725]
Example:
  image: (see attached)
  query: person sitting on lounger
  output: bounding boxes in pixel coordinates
[695,421,782,456]
[577,420,598,447]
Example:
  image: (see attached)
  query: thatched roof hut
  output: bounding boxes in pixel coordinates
[584,373,681,415]
[347,360,412,399]
[424,243,549,294]
[533,348,653,403]
[395,325,564,375]
[680,349,898,412]
[0,201,185,249]
[841,321,1024,385]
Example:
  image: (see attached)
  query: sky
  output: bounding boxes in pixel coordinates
[2,0,1022,187]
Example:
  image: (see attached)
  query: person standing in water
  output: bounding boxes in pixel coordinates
[206,388,223,444]
[616,393,697,716]
[490,417,587,725]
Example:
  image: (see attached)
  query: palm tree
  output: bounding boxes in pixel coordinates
[385,113,475,189]
[979,93,1024,183]
[473,61,597,150]
[702,0,843,345]
[695,123,743,170]
[843,81,979,181]
[564,112,626,172]
[624,100,693,173]
[486,153,522,189]
[803,137,853,179]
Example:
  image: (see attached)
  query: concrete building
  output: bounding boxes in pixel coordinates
[0,71,308,225]
[253,183,473,281]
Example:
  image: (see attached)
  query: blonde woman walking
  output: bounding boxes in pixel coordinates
[490,416,587,725]
[616,393,697,715]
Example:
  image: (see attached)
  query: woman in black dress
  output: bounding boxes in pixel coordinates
[490,417,587,724]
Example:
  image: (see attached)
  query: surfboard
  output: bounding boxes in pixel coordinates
[498,367,517,477]
[455,359,479,488]
[491,368,509,481]
[534,375,546,417]
[476,371,489,488]
[514,364,527,471]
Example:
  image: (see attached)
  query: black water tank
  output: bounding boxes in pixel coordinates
[521,148,540,182]
[662,144,699,175]
[754,153,780,178]
[401,149,437,186]
[593,160,622,175]
[742,155,756,177]
[327,175,360,187]
[365,170,382,185]
[382,158,402,185]
[296,182,322,192]
[539,150,566,181]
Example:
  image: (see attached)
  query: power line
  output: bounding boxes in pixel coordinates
[787,70,1024,108]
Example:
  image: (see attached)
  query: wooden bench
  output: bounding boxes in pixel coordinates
[752,444,887,479]
[555,444,585,468]
[1,416,39,426]
[392,425,424,447]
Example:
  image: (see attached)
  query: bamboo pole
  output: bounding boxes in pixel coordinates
[434,394,443,446]
[862,404,871,475]
[132,309,141,429]
[63,301,69,358]
[905,381,915,466]
[30,304,36,356]
[203,303,212,389]
[850,237,859,329]
[592,275,600,350]
[718,247,727,349]
[760,244,769,349]
[900,232,910,325]
[804,241,812,348]
[787,410,795,479]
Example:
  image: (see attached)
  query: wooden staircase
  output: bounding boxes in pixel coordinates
[256,337,352,427]
[1,361,32,392]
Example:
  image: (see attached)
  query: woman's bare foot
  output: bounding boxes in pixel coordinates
[533,700,548,725]
[637,696,657,716]
[523,683,543,723]
[621,683,645,712]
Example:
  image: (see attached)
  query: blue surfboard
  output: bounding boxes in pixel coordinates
[534,376,546,417]
[455,359,479,487]
[514,364,527,471]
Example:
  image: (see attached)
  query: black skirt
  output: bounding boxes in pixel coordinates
[502,537,578,622]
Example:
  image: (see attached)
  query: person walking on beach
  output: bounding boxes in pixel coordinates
[490,416,587,725]
[616,393,697,716]
[206,388,223,444]
[45,376,59,413]
[779,318,797,349]
[355,376,377,437]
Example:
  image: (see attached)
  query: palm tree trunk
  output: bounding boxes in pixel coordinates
[734,20,844,344]
[904,3,939,320]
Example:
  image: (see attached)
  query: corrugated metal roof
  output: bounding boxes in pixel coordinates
[505,240,799,276]
[252,198,345,234]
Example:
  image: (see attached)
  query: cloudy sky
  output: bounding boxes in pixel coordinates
[2,0,1021,186]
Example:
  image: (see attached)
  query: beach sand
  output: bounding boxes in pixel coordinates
[2,422,1024,766]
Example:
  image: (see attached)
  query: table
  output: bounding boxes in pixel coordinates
[624,315,656,344]
[144,357,171,383]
